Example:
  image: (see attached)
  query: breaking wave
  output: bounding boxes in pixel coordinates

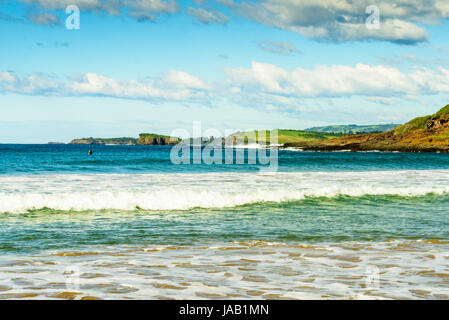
[1,170,449,213]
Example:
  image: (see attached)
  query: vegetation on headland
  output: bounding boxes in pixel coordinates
[224,129,344,145]
[68,105,449,152]
[69,134,181,145]
[69,137,137,145]
[137,133,181,145]
[285,104,449,152]
[305,124,399,135]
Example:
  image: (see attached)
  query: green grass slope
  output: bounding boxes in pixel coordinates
[226,129,343,145]
[306,124,399,134]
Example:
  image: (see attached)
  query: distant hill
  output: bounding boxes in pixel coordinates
[69,137,137,145]
[225,129,343,145]
[69,133,181,145]
[305,124,399,134]
[285,104,449,152]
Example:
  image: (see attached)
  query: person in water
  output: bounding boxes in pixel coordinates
[88,150,93,155]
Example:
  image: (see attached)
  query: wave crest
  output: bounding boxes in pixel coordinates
[2,171,449,213]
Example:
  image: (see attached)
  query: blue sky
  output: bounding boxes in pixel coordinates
[1,0,449,143]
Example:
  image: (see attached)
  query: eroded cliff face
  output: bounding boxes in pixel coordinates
[426,114,449,130]
[69,134,182,145]
[137,134,180,145]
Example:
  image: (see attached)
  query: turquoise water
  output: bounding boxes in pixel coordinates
[1,194,449,254]
[2,144,449,174]
[0,145,448,299]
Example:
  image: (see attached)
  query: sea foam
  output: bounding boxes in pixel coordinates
[1,170,449,213]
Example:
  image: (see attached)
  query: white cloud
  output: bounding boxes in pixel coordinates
[187,7,229,25]
[259,40,301,55]
[0,72,18,83]
[222,62,449,99]
[2,63,449,109]
[233,0,449,44]
[125,0,179,13]
[161,70,209,90]
[20,0,180,22]
[68,72,210,101]
[17,0,449,44]
[0,72,60,93]
[28,12,60,25]
[0,70,209,102]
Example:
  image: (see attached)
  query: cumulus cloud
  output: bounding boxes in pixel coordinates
[216,62,449,111]
[187,7,229,25]
[232,0,449,44]
[259,41,301,55]
[222,62,449,99]
[16,0,449,44]
[161,70,209,90]
[2,63,449,109]
[125,0,179,14]
[19,0,179,22]
[28,12,60,25]
[0,72,60,94]
[20,0,105,11]
[0,70,209,102]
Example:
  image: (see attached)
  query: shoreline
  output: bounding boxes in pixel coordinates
[281,145,449,153]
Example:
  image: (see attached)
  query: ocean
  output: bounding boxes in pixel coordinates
[0,144,448,299]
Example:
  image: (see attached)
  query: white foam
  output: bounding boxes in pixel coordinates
[1,170,449,213]
[1,240,448,299]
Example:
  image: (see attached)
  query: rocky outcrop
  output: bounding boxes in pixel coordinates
[137,133,181,145]
[69,137,137,145]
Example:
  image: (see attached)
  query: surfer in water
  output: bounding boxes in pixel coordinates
[88,149,93,155]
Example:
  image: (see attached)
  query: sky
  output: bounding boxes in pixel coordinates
[1,0,449,143]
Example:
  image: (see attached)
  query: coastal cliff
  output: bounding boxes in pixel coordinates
[69,137,137,145]
[285,104,449,152]
[69,134,181,145]
[137,133,181,145]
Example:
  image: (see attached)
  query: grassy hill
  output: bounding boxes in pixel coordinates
[285,104,449,152]
[226,129,343,145]
[305,124,399,134]
[70,134,181,145]
[69,137,137,145]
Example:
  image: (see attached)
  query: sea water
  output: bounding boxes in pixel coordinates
[0,144,448,299]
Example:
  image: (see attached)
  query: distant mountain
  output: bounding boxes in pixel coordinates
[305,124,399,134]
